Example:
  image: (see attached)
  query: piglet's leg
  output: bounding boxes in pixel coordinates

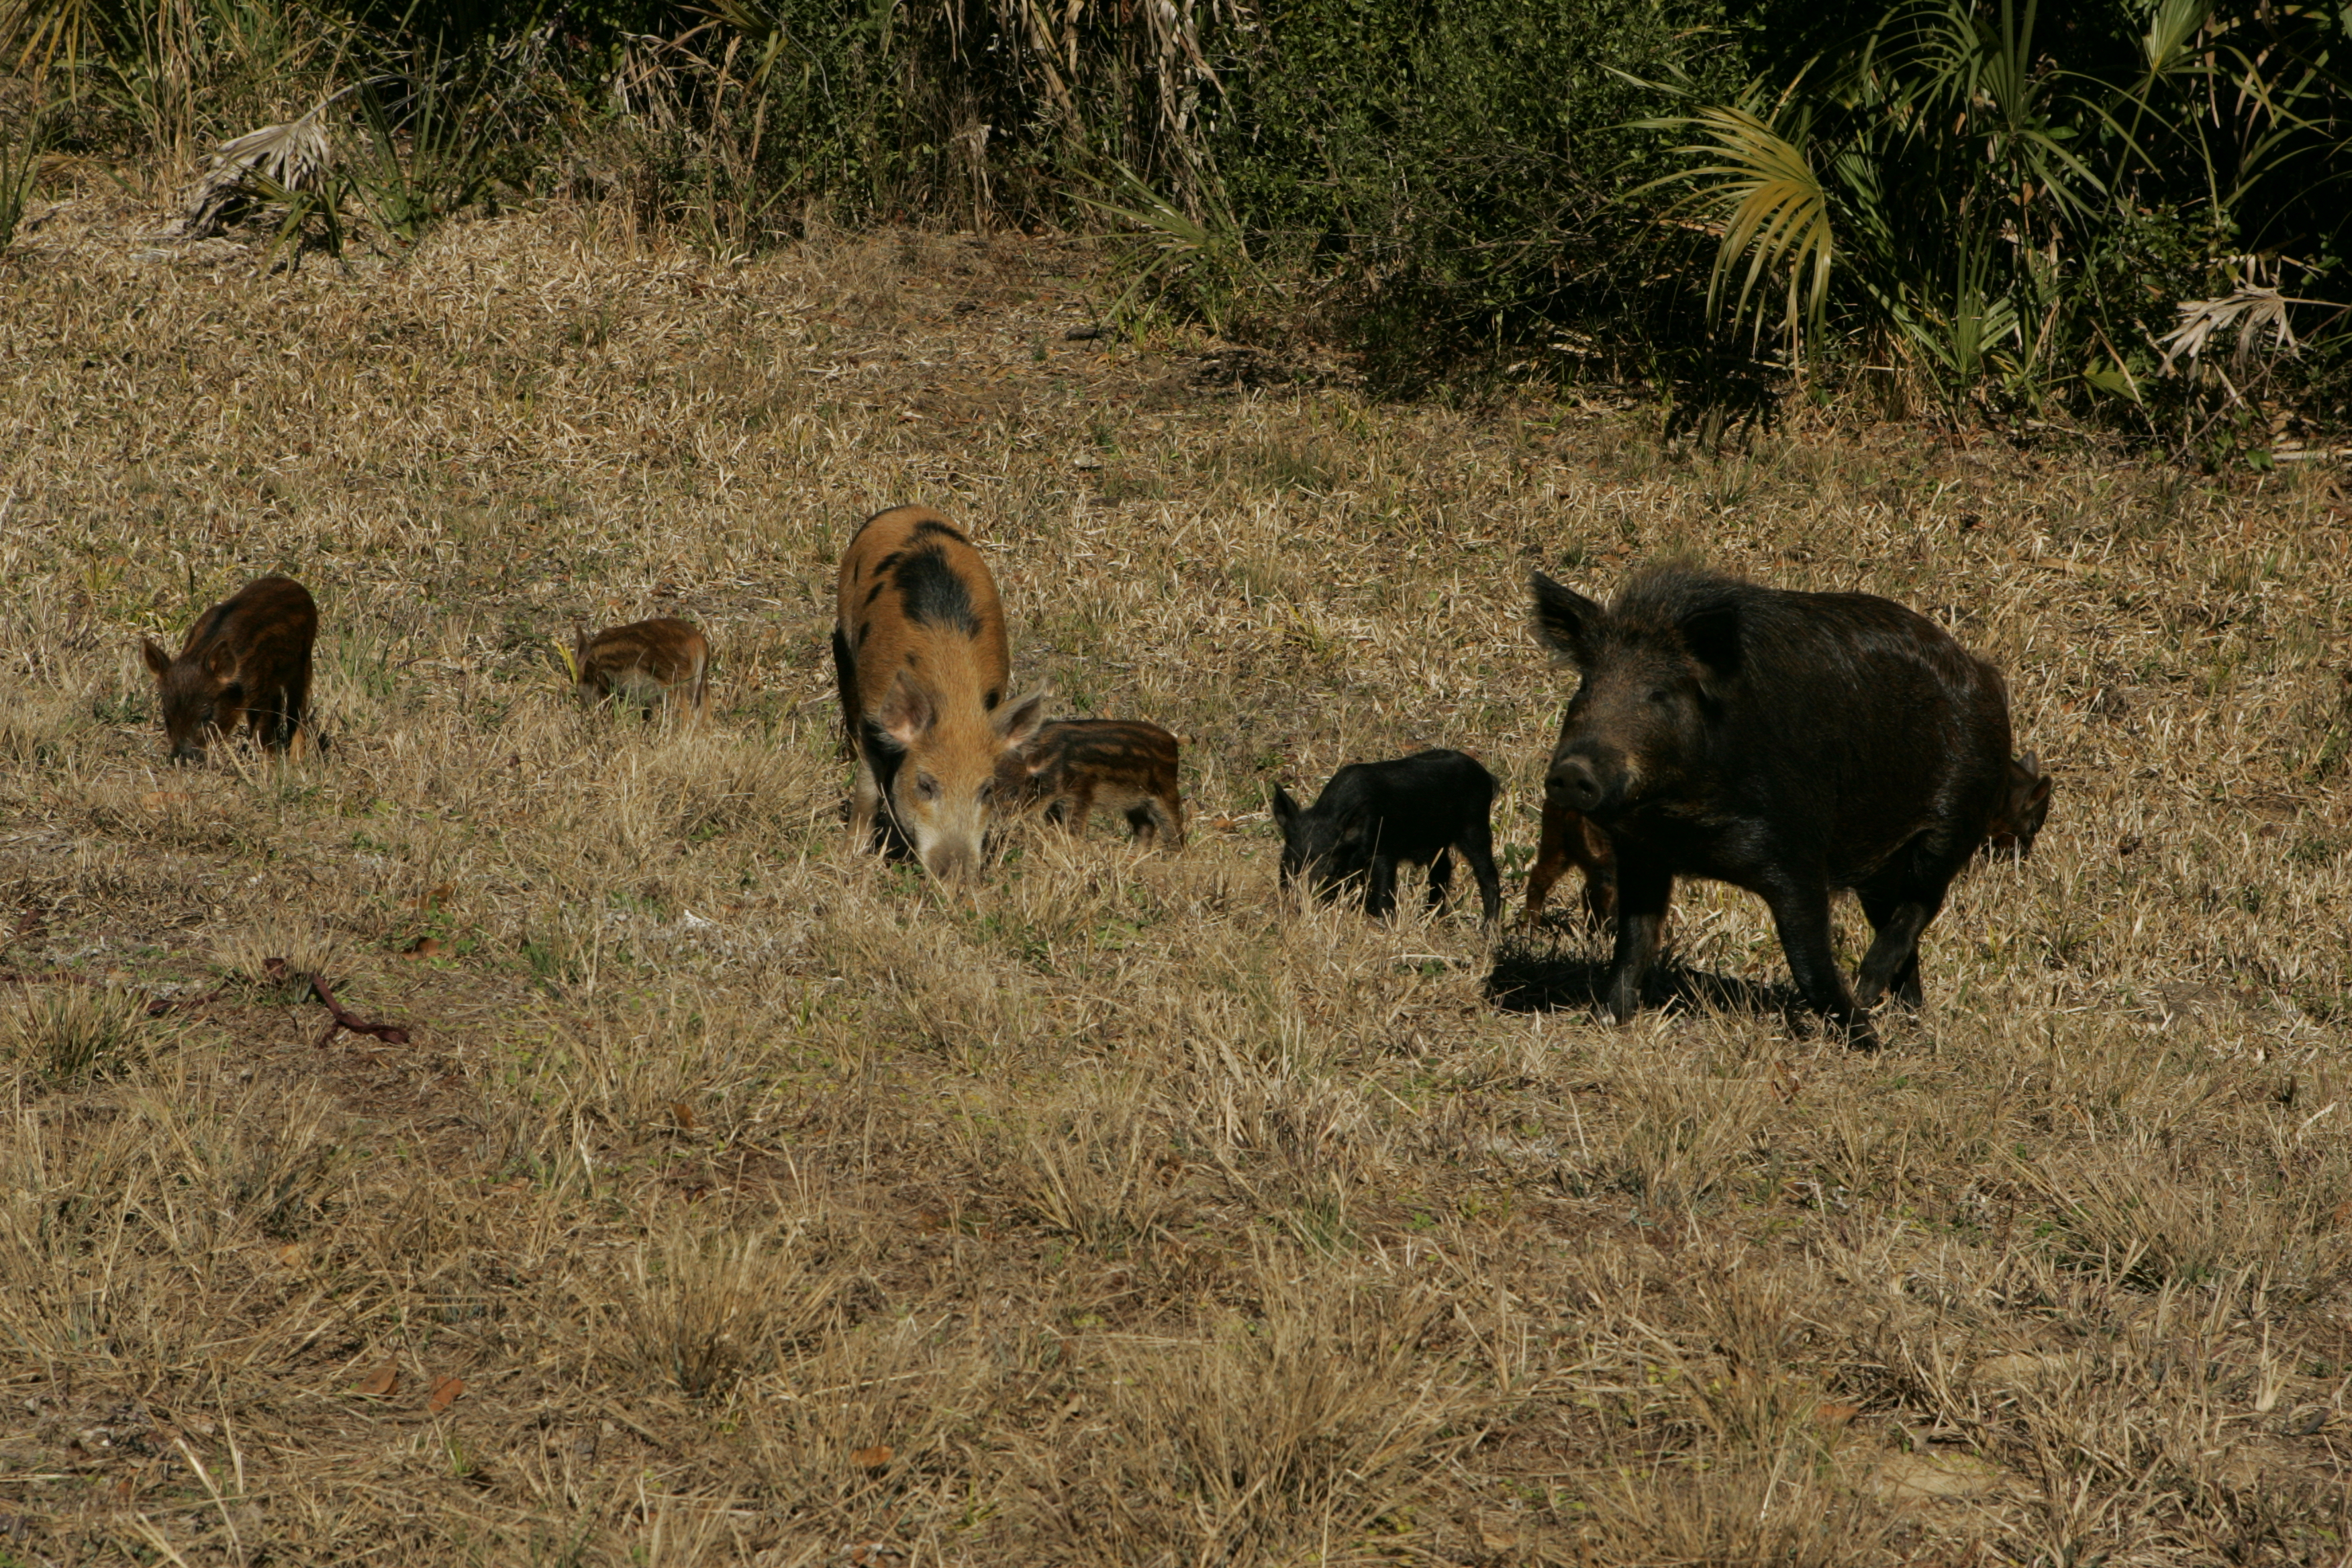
[1760,875,1875,1047]
[1604,856,1671,1022]
[1365,856,1398,919]
[1459,820,1504,926]
[1522,793,1574,924]
[1424,848,1455,911]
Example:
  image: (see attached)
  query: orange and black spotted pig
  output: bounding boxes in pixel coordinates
[995,720,1185,847]
[832,505,1046,879]
[141,575,318,764]
[573,617,710,719]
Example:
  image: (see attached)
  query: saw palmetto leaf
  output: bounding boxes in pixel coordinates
[1640,95,1835,353]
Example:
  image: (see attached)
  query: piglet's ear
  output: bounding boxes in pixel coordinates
[1530,573,1603,666]
[142,638,173,679]
[204,642,239,679]
[2021,769,2053,812]
[1270,785,1301,832]
[1677,601,1741,679]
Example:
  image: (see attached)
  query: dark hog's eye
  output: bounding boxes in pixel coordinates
[914,773,941,801]
[1647,688,1671,705]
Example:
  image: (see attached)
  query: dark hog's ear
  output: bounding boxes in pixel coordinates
[1677,601,1741,680]
[1530,573,1604,665]
[1334,805,1374,846]
[141,638,173,679]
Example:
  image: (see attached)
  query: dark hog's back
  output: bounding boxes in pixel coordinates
[1728,589,2012,872]
[1561,578,2000,869]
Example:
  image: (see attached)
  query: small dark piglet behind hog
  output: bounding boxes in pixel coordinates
[1533,565,2013,1046]
[996,719,1185,846]
[141,575,318,764]
[1273,748,1503,923]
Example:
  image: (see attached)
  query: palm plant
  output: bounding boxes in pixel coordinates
[1634,0,2352,422]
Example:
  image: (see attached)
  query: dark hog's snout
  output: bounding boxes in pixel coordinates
[1546,743,1629,818]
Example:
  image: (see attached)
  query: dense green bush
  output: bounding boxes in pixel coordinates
[1206,0,1739,385]
[4,0,2348,434]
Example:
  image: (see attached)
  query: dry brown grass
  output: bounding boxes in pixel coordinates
[1,192,2350,1565]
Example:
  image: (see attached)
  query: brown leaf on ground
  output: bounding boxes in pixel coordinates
[428,1377,464,1414]
[850,1443,893,1471]
[353,1361,398,1398]
[403,937,446,959]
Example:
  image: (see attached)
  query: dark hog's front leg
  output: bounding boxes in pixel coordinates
[1604,852,1671,1021]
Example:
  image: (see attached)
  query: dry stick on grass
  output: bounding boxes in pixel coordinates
[262,956,413,1046]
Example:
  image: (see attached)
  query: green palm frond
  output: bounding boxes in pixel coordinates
[1639,95,1835,353]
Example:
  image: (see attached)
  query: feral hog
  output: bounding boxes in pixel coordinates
[141,575,317,764]
[575,618,710,719]
[1521,787,1617,928]
[996,720,1185,846]
[1273,749,1503,923]
[1980,752,2053,859]
[834,505,1046,879]
[1532,565,2011,1045]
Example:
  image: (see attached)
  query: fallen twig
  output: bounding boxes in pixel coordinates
[262,957,413,1046]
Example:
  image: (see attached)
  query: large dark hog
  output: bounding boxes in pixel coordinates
[141,575,318,764]
[1531,565,2012,1046]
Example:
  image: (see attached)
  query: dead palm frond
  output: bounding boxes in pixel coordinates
[2158,286,2302,375]
[166,87,354,240]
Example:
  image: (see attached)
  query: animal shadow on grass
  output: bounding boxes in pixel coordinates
[1484,936,1806,1026]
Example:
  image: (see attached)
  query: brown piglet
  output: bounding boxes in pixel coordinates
[1520,787,1616,928]
[996,719,1185,846]
[573,618,710,719]
[142,575,318,764]
[833,505,1045,879]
